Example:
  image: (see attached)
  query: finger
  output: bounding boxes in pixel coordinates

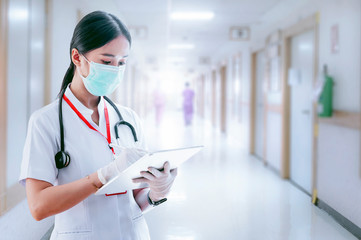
[132,177,149,184]
[163,161,171,174]
[148,167,162,178]
[170,168,178,177]
[140,171,156,181]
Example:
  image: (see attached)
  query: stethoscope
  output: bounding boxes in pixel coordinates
[55,87,138,169]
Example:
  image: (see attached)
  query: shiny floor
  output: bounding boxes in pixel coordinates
[142,110,357,240]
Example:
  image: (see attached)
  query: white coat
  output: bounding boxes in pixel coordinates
[19,84,150,240]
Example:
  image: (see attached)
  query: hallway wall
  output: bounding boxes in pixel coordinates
[315,0,361,227]
[249,0,361,228]
[49,0,79,102]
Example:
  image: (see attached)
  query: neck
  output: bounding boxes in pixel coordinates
[70,71,100,110]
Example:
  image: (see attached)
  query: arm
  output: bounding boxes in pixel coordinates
[27,147,148,221]
[26,172,102,221]
[133,188,152,213]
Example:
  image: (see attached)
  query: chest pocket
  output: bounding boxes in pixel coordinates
[55,231,91,240]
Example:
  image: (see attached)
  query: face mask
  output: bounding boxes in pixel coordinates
[79,56,126,96]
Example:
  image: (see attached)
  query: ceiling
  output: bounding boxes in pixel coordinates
[79,0,286,77]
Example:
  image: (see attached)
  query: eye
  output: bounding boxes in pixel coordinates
[102,60,111,65]
[118,61,126,66]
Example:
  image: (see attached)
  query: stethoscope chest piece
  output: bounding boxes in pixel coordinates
[55,151,71,169]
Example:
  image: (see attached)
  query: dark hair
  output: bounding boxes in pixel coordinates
[59,11,131,95]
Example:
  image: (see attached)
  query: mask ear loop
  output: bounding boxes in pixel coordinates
[77,54,91,79]
[81,54,91,64]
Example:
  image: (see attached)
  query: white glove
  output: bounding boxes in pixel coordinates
[132,161,178,201]
[97,146,148,185]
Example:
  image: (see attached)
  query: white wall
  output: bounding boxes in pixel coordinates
[6,0,30,188]
[316,0,361,228]
[250,0,361,228]
[240,50,251,149]
[317,0,360,112]
[265,113,282,172]
[2,0,52,238]
[49,0,79,100]
[317,124,361,226]
[0,199,54,240]
[29,0,46,114]
[6,0,46,187]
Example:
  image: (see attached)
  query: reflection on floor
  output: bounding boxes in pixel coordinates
[142,110,357,240]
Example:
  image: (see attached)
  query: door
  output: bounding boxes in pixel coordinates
[254,51,265,159]
[220,66,227,133]
[289,30,314,194]
[212,70,216,127]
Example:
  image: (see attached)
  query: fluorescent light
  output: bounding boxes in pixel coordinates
[168,57,186,63]
[171,11,214,20]
[9,8,28,21]
[168,44,194,50]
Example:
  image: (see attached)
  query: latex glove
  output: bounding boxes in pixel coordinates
[133,161,178,201]
[97,146,148,185]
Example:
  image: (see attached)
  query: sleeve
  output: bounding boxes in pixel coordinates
[19,112,59,186]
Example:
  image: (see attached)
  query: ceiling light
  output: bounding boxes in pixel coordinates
[9,8,28,21]
[168,44,194,50]
[168,57,186,63]
[170,11,214,20]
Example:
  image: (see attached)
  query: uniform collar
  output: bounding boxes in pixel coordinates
[64,84,105,116]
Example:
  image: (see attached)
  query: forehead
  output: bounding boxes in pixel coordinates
[89,35,130,58]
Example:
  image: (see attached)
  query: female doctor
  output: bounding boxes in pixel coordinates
[19,11,177,240]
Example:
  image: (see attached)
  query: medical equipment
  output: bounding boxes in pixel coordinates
[55,87,138,169]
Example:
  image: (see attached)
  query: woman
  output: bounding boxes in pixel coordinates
[19,11,177,240]
[182,82,195,126]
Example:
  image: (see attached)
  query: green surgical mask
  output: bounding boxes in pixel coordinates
[79,56,126,96]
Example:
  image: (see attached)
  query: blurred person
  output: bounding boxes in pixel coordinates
[152,83,166,126]
[182,82,195,125]
[19,11,177,240]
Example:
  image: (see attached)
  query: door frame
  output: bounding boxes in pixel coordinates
[250,49,267,163]
[281,14,319,199]
[211,70,217,127]
[197,74,205,119]
[0,0,8,215]
[220,65,227,133]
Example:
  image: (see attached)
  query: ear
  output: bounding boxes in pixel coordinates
[71,48,81,67]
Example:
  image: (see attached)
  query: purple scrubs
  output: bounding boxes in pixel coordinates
[182,88,195,125]
[153,89,165,126]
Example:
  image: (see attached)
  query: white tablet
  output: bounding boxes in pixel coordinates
[95,145,204,195]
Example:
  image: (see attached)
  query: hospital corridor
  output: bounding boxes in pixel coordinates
[0,0,361,239]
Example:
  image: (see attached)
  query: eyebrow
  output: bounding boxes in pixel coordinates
[101,53,128,58]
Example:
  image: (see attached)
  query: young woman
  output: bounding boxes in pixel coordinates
[19,11,177,240]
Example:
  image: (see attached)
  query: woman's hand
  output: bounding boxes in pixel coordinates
[133,161,177,201]
[97,147,148,184]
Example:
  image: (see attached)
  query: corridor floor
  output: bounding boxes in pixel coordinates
[142,110,357,240]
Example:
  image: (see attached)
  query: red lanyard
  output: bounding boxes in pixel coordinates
[63,94,115,155]
[63,94,127,196]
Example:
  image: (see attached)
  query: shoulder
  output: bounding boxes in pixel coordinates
[28,99,59,131]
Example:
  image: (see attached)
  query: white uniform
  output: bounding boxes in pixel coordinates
[19,85,150,240]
